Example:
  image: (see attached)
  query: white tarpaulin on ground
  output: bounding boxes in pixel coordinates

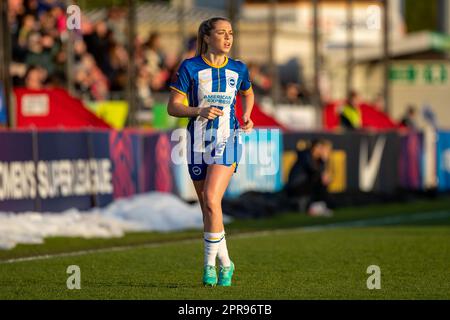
[0,192,227,250]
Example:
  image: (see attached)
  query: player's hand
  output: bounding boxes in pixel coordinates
[199,107,224,120]
[241,114,254,133]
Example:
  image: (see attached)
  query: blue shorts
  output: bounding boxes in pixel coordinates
[188,161,238,181]
[187,129,243,181]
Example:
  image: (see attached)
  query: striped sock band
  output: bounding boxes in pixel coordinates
[204,232,225,266]
[217,232,231,267]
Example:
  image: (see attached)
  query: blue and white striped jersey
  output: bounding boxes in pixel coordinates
[170,55,252,161]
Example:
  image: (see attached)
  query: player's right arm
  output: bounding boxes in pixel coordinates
[168,59,223,120]
[167,91,223,119]
[167,90,200,118]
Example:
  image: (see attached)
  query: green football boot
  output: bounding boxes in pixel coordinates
[218,261,235,287]
[203,265,217,287]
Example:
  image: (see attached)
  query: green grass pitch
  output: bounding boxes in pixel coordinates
[0,197,449,300]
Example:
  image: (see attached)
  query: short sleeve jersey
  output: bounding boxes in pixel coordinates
[170,55,252,156]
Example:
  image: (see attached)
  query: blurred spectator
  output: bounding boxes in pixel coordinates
[164,52,181,91]
[339,91,362,131]
[74,54,109,100]
[9,0,25,17]
[40,11,59,39]
[136,68,153,109]
[108,42,128,94]
[50,46,67,87]
[50,5,66,34]
[172,35,197,86]
[145,33,164,77]
[24,0,39,18]
[83,21,113,78]
[80,12,95,35]
[134,36,146,67]
[280,82,311,105]
[247,62,271,95]
[400,105,418,130]
[182,36,198,60]
[18,14,36,48]
[281,83,301,105]
[144,32,171,91]
[24,65,46,90]
[25,31,56,76]
[73,38,87,62]
[285,139,334,217]
[106,7,127,45]
[279,58,302,86]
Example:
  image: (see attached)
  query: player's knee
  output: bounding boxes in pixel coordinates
[203,191,220,214]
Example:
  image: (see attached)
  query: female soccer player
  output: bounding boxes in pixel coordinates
[168,17,254,287]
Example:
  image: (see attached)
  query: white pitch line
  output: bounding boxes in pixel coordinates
[1,210,449,265]
[0,238,201,265]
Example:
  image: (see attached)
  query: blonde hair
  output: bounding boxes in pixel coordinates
[196,17,231,56]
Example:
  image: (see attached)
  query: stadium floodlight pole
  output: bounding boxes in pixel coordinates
[438,0,447,34]
[66,0,75,97]
[0,0,13,128]
[228,0,239,58]
[382,0,390,115]
[126,0,137,127]
[177,0,187,55]
[268,0,280,107]
[346,0,354,100]
[446,0,450,36]
[445,0,450,61]
[312,0,322,128]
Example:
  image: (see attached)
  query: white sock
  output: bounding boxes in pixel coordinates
[204,232,224,266]
[217,232,231,267]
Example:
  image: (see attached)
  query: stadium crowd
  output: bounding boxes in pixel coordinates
[9,0,172,107]
[8,0,280,109]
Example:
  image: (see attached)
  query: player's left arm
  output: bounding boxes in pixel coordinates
[239,63,255,132]
[240,88,254,133]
